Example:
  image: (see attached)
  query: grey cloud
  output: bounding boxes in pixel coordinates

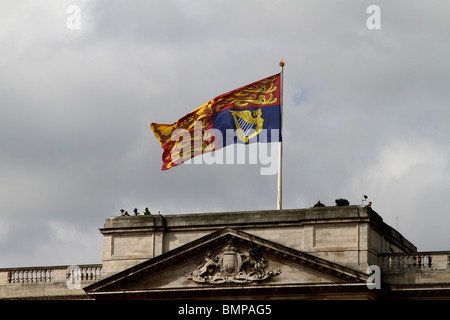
[1,1,450,267]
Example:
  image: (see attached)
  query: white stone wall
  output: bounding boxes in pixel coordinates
[99,207,417,275]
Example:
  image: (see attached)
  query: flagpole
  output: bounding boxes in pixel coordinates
[277,60,284,210]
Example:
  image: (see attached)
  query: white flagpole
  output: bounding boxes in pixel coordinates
[277,60,284,210]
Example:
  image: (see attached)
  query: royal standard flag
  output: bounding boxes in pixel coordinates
[151,73,281,170]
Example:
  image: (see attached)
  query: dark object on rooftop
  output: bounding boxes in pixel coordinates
[314,200,326,207]
[335,198,349,206]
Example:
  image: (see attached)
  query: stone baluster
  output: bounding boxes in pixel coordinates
[38,270,44,282]
[391,256,397,270]
[407,254,414,268]
[95,267,101,280]
[399,255,405,269]
[381,256,388,270]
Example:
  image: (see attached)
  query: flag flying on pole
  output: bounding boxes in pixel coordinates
[151,73,281,170]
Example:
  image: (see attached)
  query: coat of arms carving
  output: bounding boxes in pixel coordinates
[186,240,281,284]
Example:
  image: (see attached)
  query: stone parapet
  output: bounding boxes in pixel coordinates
[379,251,450,286]
[0,264,102,299]
[99,206,416,275]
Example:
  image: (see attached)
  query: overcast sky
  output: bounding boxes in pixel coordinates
[1,1,450,268]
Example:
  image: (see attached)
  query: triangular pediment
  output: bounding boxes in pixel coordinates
[85,228,369,299]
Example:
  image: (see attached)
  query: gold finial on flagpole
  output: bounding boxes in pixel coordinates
[279,59,285,67]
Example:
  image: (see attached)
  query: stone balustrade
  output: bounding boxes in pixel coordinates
[379,251,450,271]
[0,264,102,285]
[8,268,54,283]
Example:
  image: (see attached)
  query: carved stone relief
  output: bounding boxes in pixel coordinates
[186,240,281,284]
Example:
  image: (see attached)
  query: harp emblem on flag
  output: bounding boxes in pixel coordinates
[229,109,264,143]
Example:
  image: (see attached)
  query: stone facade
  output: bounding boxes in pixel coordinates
[1,205,449,299]
[100,206,416,276]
